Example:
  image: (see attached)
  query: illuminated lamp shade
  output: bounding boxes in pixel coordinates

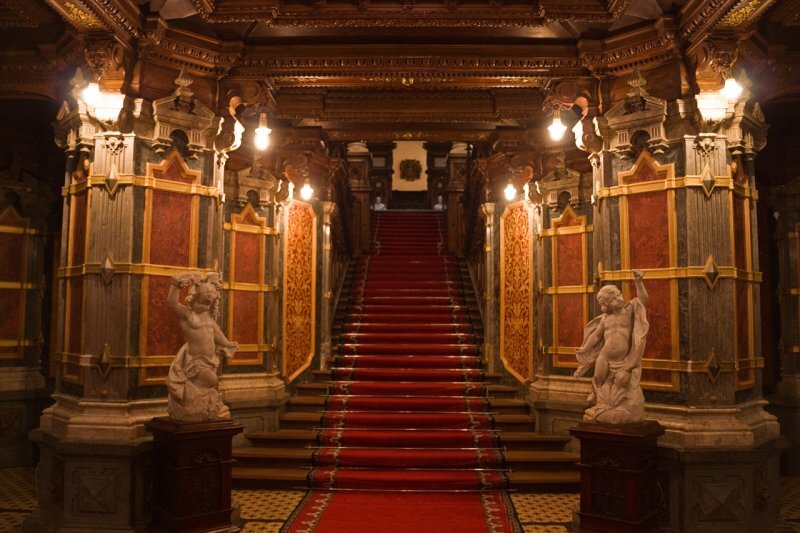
[300,180,314,201]
[503,181,517,201]
[81,82,100,106]
[696,91,729,122]
[720,77,743,100]
[254,112,271,151]
[548,108,567,141]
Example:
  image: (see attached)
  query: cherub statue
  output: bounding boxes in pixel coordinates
[166,272,239,422]
[575,270,649,424]
[433,195,446,211]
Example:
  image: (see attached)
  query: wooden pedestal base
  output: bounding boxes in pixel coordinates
[146,417,244,533]
[569,420,665,533]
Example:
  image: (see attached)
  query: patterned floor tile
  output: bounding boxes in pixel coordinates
[511,493,578,524]
[522,525,569,533]
[241,521,283,532]
[0,467,36,512]
[0,511,27,531]
[234,489,306,520]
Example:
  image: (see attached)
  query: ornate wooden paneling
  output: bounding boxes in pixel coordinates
[499,201,534,382]
[0,207,35,360]
[283,200,317,382]
[224,204,277,367]
[607,151,680,391]
[138,151,202,385]
[542,205,592,371]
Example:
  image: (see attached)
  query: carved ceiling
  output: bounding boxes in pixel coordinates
[0,0,798,140]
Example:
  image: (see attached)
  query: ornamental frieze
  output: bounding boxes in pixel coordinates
[188,0,632,26]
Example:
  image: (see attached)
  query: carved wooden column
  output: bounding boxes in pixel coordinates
[221,154,287,438]
[564,70,783,533]
[27,66,229,532]
[530,151,594,437]
[447,142,468,256]
[476,129,538,378]
[276,127,339,382]
[346,142,372,256]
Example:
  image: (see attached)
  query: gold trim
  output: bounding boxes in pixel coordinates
[63,174,222,197]
[227,204,268,368]
[224,222,279,235]
[541,286,595,295]
[0,281,42,290]
[58,263,223,278]
[0,340,38,347]
[538,224,594,237]
[598,266,761,283]
[614,152,680,391]
[0,224,41,235]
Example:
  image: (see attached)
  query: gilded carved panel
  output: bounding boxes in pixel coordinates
[499,201,533,382]
[283,201,317,382]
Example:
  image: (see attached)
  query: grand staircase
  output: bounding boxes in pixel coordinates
[233,210,579,491]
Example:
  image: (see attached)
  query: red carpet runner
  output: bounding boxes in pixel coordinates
[284,211,521,532]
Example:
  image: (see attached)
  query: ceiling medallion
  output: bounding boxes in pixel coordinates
[703,255,720,289]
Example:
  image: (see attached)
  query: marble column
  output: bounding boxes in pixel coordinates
[26,68,229,532]
[532,70,784,532]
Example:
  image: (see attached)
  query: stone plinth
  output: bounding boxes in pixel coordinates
[146,417,243,533]
[569,420,664,533]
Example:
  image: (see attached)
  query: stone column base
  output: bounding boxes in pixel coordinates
[530,375,591,449]
[0,367,48,466]
[219,372,287,447]
[23,428,152,533]
[657,436,792,533]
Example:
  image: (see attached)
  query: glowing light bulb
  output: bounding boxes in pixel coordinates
[300,181,314,200]
[548,108,567,141]
[254,113,271,151]
[81,82,100,106]
[504,182,517,201]
[721,78,743,100]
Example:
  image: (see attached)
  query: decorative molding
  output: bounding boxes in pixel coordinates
[0,0,55,28]
[191,0,632,27]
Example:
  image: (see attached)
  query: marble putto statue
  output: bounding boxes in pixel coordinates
[433,195,446,211]
[575,270,649,424]
[166,272,239,422]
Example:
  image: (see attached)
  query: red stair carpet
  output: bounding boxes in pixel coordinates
[284,211,522,532]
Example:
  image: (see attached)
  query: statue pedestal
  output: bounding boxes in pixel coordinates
[146,417,244,533]
[569,420,664,533]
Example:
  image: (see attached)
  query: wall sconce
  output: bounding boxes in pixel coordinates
[80,80,125,123]
[695,91,730,122]
[720,77,743,100]
[548,108,567,141]
[300,179,314,201]
[503,180,517,201]
[254,112,271,151]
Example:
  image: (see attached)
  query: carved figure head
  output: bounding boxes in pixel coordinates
[597,285,624,313]
[185,275,222,319]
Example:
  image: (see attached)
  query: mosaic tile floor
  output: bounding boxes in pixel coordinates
[1,468,799,532]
